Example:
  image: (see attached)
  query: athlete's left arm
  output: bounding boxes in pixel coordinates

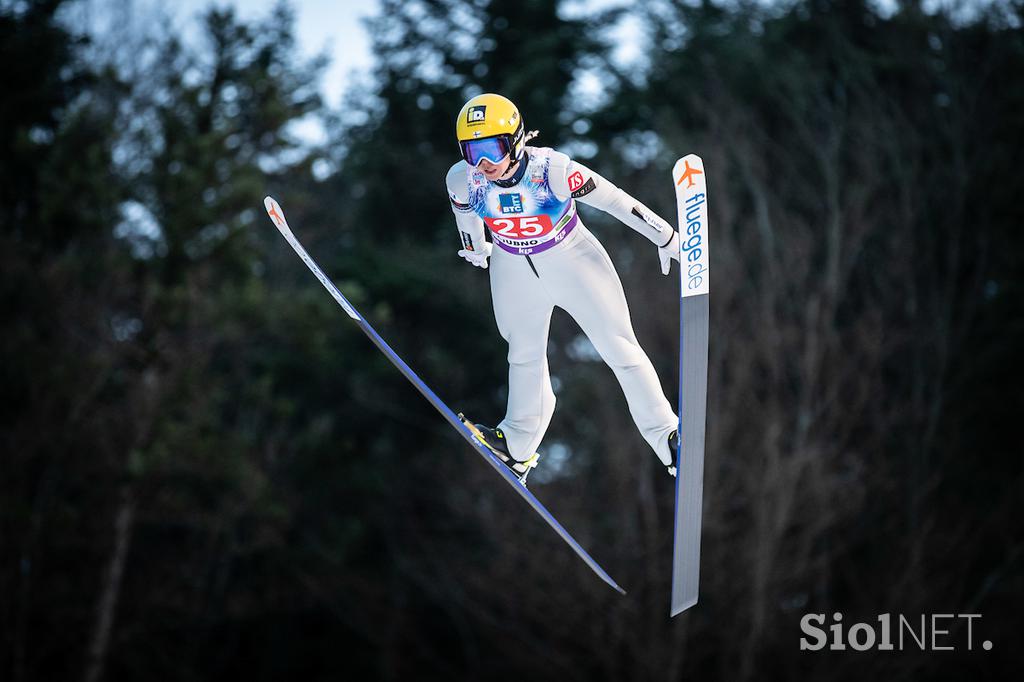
[548,151,676,249]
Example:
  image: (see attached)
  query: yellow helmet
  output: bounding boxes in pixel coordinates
[455,93,526,166]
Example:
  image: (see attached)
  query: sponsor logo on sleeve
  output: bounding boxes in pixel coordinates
[460,231,475,251]
[568,171,586,192]
[631,205,665,233]
[498,193,524,214]
[449,192,472,213]
[570,177,597,198]
[467,105,486,125]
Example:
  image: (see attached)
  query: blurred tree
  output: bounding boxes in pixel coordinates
[1,2,334,680]
[1,2,127,681]
[89,4,338,679]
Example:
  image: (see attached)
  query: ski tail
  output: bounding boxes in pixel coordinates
[670,156,710,617]
[264,197,625,596]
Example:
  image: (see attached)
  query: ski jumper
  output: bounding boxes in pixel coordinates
[446,146,679,466]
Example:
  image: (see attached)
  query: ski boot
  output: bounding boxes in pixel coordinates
[457,414,540,485]
[666,430,680,478]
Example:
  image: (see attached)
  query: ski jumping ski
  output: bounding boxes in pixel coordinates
[263,196,626,595]
[670,155,710,616]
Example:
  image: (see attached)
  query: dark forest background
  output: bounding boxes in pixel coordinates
[3,0,1023,680]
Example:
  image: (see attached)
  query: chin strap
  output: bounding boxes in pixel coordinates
[493,151,530,188]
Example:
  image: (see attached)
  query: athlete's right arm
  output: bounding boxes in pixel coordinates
[445,162,492,268]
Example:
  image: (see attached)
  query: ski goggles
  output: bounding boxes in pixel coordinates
[460,135,512,166]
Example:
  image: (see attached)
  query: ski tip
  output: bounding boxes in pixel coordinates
[673,153,704,169]
[672,155,705,188]
[594,570,627,595]
[669,595,698,617]
[264,196,286,228]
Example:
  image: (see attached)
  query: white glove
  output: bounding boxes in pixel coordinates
[458,240,492,269]
[658,232,680,275]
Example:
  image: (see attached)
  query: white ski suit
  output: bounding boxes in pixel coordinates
[446,146,678,466]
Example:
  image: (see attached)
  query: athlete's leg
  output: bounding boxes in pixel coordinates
[549,229,677,465]
[489,252,557,461]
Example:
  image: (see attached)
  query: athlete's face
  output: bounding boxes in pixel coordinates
[477,154,512,181]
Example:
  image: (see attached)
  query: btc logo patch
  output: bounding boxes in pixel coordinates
[499,193,524,214]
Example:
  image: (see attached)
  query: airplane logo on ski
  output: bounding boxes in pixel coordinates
[675,159,703,188]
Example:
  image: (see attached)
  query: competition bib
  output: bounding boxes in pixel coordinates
[467,147,577,256]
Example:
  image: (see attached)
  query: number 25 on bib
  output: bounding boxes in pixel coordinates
[484,215,554,240]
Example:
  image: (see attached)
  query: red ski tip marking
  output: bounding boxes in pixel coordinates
[264,197,285,227]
